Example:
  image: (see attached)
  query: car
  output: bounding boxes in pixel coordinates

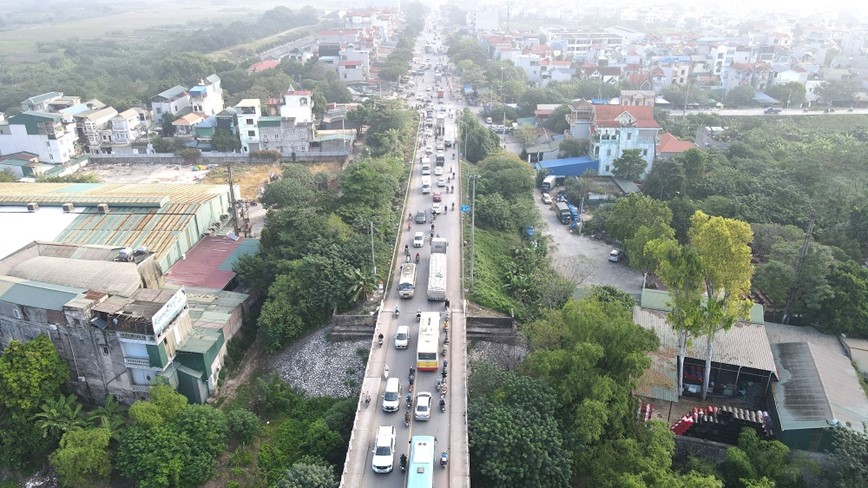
[764,107,782,114]
[485,117,493,124]
[437,177,447,188]
[371,425,396,473]
[394,326,410,349]
[434,166,444,176]
[432,203,442,214]
[608,249,624,262]
[415,211,427,224]
[414,392,432,421]
[425,146,434,154]
[432,192,442,202]
[413,232,425,247]
[541,193,553,204]
[381,378,401,412]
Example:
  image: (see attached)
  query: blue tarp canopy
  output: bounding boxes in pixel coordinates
[535,156,599,177]
[464,84,473,95]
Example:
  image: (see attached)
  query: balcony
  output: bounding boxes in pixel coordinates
[124,357,151,368]
[131,384,150,393]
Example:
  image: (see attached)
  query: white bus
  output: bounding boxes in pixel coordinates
[416,312,440,371]
[398,263,417,298]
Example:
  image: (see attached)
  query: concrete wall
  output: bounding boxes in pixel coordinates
[90,152,347,165]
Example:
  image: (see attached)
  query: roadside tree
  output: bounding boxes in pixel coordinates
[612,148,647,180]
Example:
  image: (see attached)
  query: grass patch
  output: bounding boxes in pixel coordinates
[467,226,522,314]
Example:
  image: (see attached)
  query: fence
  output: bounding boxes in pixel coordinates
[89,151,349,166]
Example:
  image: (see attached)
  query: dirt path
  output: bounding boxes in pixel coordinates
[212,343,265,408]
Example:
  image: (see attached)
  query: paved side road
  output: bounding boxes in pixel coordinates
[536,196,644,294]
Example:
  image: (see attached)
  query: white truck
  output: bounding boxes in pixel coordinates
[427,253,447,301]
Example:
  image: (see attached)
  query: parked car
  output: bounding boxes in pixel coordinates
[541,193,553,204]
[608,249,624,262]
[764,107,782,114]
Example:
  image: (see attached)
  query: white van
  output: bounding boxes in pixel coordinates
[371,425,396,473]
[421,157,431,175]
[421,176,432,194]
[382,377,401,412]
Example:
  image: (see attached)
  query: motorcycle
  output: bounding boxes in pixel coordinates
[394,306,400,317]
[400,454,407,472]
[404,411,411,428]
[377,333,384,347]
[440,397,446,413]
[415,253,420,263]
[440,451,449,469]
[406,394,412,410]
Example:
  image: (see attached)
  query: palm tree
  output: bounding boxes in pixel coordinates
[88,394,126,438]
[32,394,87,439]
[348,267,377,303]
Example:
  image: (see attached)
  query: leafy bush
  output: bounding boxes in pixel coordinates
[227,408,260,443]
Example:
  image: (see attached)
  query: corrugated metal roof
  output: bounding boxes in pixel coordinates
[164,236,258,289]
[0,275,85,310]
[0,183,231,268]
[634,307,778,375]
[841,337,868,375]
[179,327,223,354]
[772,342,868,432]
[8,256,141,296]
[641,288,765,324]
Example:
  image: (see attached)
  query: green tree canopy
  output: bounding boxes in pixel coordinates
[604,193,673,243]
[50,428,112,488]
[0,335,68,413]
[612,148,648,180]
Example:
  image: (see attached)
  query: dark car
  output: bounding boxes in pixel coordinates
[764,107,782,114]
[415,211,427,224]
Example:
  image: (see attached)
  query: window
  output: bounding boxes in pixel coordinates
[643,149,648,156]
[246,118,253,125]
[605,165,610,172]
[626,132,631,141]
[606,149,611,156]
[156,107,162,114]
[102,346,109,355]
[247,130,255,137]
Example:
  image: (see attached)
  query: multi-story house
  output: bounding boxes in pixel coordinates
[588,105,660,177]
[0,111,78,164]
[172,113,205,138]
[466,7,499,32]
[339,46,370,81]
[722,63,771,94]
[541,59,575,87]
[150,85,189,124]
[111,108,150,147]
[258,88,315,156]
[75,107,119,154]
[20,92,65,112]
[234,99,261,153]
[338,61,365,83]
[188,75,224,117]
[580,65,622,84]
[516,54,543,86]
[545,30,622,62]
[621,90,657,106]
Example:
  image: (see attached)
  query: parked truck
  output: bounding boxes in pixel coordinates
[541,175,566,192]
[553,202,572,225]
[427,238,448,301]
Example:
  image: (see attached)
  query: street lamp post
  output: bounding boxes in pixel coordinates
[369,221,376,281]
[468,175,479,289]
[500,67,506,125]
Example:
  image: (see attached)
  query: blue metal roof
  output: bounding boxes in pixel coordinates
[535,156,599,177]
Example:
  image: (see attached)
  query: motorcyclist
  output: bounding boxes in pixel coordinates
[377,333,384,345]
[415,252,420,263]
[394,305,400,316]
[451,202,455,211]
[400,453,408,470]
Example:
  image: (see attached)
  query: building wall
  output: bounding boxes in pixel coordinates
[592,127,658,176]
[0,123,77,164]
[152,96,190,124]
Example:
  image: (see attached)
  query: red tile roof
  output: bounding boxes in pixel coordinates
[247,59,280,73]
[287,90,312,96]
[593,105,660,129]
[340,60,362,66]
[657,132,697,154]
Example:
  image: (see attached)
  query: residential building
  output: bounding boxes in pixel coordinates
[188,75,224,117]
[566,99,594,140]
[620,90,657,107]
[515,54,543,86]
[0,152,51,179]
[657,132,697,159]
[234,99,262,153]
[722,63,771,94]
[172,113,205,138]
[588,105,661,176]
[111,108,150,147]
[259,88,315,155]
[75,107,119,154]
[541,59,575,87]
[150,85,190,124]
[338,61,365,83]
[20,91,65,112]
[545,30,622,62]
[580,65,621,84]
[278,89,314,124]
[0,111,78,164]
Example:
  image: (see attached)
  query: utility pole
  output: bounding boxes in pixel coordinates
[469,175,479,289]
[782,215,815,324]
[682,82,691,117]
[369,221,376,282]
[227,162,240,236]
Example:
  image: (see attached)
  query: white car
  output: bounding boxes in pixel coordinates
[541,193,553,204]
[371,425,396,473]
[394,326,410,349]
[437,177,447,187]
[413,232,425,248]
[434,166,444,176]
[432,203,442,214]
[425,146,434,154]
[414,392,432,421]
[608,249,624,262]
[381,377,401,412]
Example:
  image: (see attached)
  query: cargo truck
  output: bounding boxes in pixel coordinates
[554,202,572,225]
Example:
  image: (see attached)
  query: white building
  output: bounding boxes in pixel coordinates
[466,7,499,32]
[111,108,150,147]
[278,89,314,124]
[587,105,661,177]
[234,99,262,153]
[516,54,543,86]
[0,111,78,164]
[188,74,224,117]
[150,86,190,124]
[75,107,119,154]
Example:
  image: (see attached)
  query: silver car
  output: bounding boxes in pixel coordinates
[414,392,432,421]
